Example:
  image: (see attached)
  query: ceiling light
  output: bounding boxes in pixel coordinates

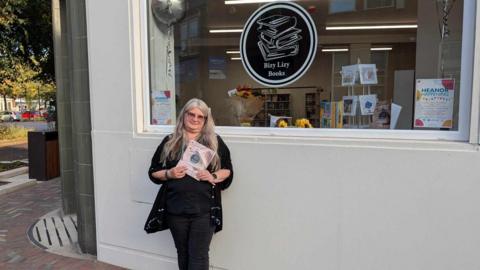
[225,0,285,4]
[231,57,242,60]
[226,50,240,54]
[209,29,243,33]
[322,48,349,52]
[326,24,417,30]
[371,47,393,51]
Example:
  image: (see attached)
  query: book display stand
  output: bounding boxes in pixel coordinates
[339,62,378,128]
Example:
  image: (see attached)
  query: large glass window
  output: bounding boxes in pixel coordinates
[146,0,469,134]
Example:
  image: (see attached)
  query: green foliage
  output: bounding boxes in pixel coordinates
[0,58,52,110]
[1,0,53,80]
[0,161,28,172]
[0,125,29,140]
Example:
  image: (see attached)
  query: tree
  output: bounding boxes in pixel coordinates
[0,60,40,110]
[0,0,55,111]
[38,81,56,108]
[0,57,17,109]
[1,0,53,81]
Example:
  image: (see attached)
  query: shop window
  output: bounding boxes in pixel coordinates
[144,0,473,140]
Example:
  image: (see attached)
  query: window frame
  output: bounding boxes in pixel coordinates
[138,0,477,142]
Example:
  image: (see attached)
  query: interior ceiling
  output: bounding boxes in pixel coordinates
[199,0,418,46]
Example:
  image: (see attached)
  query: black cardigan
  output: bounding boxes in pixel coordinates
[145,134,233,233]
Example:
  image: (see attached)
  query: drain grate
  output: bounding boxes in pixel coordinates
[29,214,77,249]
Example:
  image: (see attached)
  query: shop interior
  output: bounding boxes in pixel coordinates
[149,0,464,130]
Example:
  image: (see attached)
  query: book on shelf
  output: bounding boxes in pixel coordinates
[320,101,344,128]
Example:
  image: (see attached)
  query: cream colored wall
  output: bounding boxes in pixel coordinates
[86,1,480,270]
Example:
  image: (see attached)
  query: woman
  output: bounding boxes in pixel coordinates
[146,98,233,270]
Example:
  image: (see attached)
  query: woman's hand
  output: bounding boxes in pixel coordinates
[168,165,187,179]
[196,169,216,185]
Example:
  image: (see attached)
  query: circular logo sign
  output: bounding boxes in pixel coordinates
[240,2,317,87]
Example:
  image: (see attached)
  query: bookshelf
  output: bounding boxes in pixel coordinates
[305,90,322,128]
[252,93,291,127]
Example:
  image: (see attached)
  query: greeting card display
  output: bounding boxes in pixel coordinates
[342,96,358,116]
[341,65,359,86]
[359,94,377,115]
[359,64,378,85]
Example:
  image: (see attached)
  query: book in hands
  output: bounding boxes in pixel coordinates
[177,140,215,180]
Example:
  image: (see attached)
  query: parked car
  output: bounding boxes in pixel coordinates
[21,111,42,121]
[0,111,20,122]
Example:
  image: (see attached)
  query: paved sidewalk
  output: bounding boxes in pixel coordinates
[0,178,123,269]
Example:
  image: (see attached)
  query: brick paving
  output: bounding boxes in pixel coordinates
[0,178,124,270]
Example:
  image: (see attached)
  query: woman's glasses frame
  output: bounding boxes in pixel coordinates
[186,111,206,122]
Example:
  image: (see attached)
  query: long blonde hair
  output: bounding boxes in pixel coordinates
[160,98,220,171]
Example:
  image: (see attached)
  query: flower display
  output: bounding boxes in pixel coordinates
[295,118,313,128]
[277,119,288,128]
[228,85,264,126]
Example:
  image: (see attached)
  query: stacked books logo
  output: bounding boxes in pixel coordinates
[256,15,302,61]
[240,2,317,87]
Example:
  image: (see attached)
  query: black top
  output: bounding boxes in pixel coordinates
[148,134,233,216]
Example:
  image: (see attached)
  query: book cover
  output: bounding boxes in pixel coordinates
[320,101,331,128]
[335,101,344,128]
[177,140,215,180]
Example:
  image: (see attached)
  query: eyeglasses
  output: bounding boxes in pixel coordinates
[186,111,206,121]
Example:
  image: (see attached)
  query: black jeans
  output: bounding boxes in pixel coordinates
[167,213,215,270]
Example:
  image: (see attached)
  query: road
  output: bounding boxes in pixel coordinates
[0,121,49,161]
[0,142,27,162]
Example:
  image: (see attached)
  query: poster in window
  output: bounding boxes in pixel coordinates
[329,0,356,14]
[414,79,455,128]
[151,90,173,125]
[208,56,226,80]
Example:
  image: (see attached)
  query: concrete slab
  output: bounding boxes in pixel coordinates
[0,173,36,196]
[0,166,29,179]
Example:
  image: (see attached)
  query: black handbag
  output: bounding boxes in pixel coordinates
[144,184,168,234]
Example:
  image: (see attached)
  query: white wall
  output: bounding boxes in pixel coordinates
[86,1,480,269]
